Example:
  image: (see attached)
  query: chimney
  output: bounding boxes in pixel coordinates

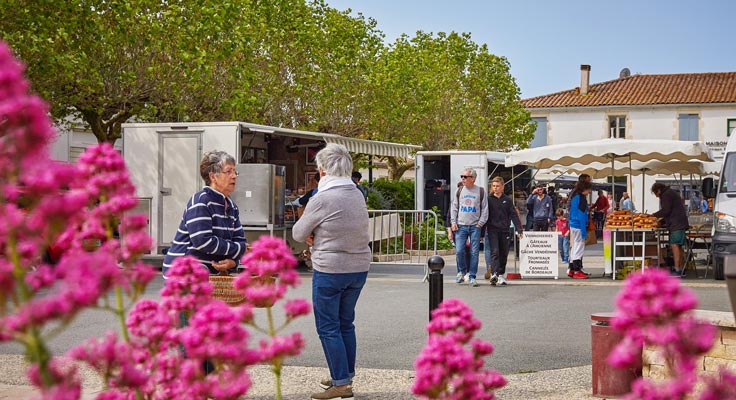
[580,65,591,95]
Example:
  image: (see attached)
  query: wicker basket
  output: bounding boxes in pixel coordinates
[209,272,245,306]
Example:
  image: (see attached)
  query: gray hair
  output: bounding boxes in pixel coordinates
[315,143,353,178]
[200,150,236,185]
[463,167,477,178]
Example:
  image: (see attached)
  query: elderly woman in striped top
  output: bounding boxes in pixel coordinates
[162,150,247,278]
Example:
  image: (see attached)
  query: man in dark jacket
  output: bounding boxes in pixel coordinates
[652,182,689,276]
[485,177,524,286]
[527,183,554,231]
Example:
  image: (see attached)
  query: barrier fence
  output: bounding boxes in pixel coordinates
[367,209,439,280]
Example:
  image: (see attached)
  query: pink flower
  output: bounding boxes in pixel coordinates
[258,332,305,361]
[426,298,482,343]
[160,256,213,313]
[700,368,736,400]
[179,301,257,366]
[126,299,175,345]
[608,269,726,399]
[413,299,506,399]
[27,357,81,400]
[284,299,311,319]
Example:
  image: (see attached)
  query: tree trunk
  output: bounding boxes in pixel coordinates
[386,157,414,181]
[78,108,131,144]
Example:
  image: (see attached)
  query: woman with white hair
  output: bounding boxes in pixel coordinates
[292,143,370,400]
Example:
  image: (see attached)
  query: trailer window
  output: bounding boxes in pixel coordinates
[721,153,736,193]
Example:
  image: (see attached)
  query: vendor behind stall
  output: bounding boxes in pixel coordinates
[651,182,688,276]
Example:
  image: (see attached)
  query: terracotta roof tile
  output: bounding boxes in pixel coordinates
[522,72,736,108]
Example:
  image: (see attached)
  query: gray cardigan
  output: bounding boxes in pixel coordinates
[292,184,371,274]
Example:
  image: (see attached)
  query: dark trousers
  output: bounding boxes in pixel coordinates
[487,229,511,276]
[533,218,549,231]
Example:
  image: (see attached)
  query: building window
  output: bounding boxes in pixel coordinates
[678,114,699,141]
[609,116,626,138]
[530,117,547,148]
[728,118,736,137]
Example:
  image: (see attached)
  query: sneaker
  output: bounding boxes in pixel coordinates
[470,278,478,287]
[490,274,498,286]
[311,384,354,400]
[567,268,574,278]
[455,272,464,284]
[579,269,591,276]
[320,379,352,390]
[497,276,507,286]
[463,273,470,283]
[572,271,589,279]
[671,270,683,277]
[562,260,570,264]
[484,269,492,280]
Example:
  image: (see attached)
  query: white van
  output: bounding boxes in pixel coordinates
[704,129,736,280]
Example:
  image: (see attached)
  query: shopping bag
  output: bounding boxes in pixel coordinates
[585,217,597,245]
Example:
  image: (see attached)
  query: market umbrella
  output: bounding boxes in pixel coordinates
[548,159,720,180]
[547,159,721,211]
[505,139,713,170]
[505,139,714,210]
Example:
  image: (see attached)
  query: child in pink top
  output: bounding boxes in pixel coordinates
[555,208,570,264]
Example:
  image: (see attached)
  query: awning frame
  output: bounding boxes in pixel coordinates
[240,122,421,158]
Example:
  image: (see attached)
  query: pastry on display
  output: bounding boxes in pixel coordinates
[604,211,660,229]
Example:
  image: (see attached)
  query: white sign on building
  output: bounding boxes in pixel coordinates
[519,231,558,278]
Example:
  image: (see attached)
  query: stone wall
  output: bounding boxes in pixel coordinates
[642,310,736,390]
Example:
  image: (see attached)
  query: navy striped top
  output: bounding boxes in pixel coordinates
[162,186,247,278]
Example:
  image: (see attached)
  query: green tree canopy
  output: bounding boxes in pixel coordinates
[1,1,533,181]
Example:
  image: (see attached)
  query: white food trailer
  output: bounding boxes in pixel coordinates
[122,121,420,255]
[414,150,532,222]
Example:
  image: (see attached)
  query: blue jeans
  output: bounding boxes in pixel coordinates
[558,235,570,263]
[454,225,481,279]
[312,270,368,386]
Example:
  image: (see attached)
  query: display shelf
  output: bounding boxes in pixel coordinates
[609,228,662,280]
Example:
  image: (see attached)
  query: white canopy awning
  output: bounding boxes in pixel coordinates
[505,138,713,169]
[240,122,421,158]
[548,160,721,179]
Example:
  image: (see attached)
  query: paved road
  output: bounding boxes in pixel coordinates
[0,261,729,375]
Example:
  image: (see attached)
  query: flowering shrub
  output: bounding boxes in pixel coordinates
[0,39,155,398]
[234,236,309,399]
[0,40,308,400]
[412,298,506,399]
[609,269,736,399]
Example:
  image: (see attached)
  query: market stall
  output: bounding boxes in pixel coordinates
[505,139,714,278]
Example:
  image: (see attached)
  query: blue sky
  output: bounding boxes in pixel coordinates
[325,0,736,98]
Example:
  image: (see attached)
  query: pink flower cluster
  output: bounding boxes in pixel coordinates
[234,235,310,396]
[234,236,300,307]
[0,38,151,338]
[0,38,311,400]
[70,255,260,400]
[412,298,506,399]
[609,269,736,399]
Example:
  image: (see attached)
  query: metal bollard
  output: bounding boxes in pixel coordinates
[427,255,445,321]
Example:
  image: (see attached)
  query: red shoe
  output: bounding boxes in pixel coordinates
[567,268,574,278]
[580,269,591,276]
[572,271,589,279]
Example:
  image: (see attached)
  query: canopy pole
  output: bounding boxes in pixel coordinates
[611,155,615,209]
[512,171,518,274]
[642,171,647,214]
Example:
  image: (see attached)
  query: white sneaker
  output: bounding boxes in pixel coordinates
[463,273,470,283]
[497,276,507,286]
[490,274,498,286]
[455,272,463,284]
